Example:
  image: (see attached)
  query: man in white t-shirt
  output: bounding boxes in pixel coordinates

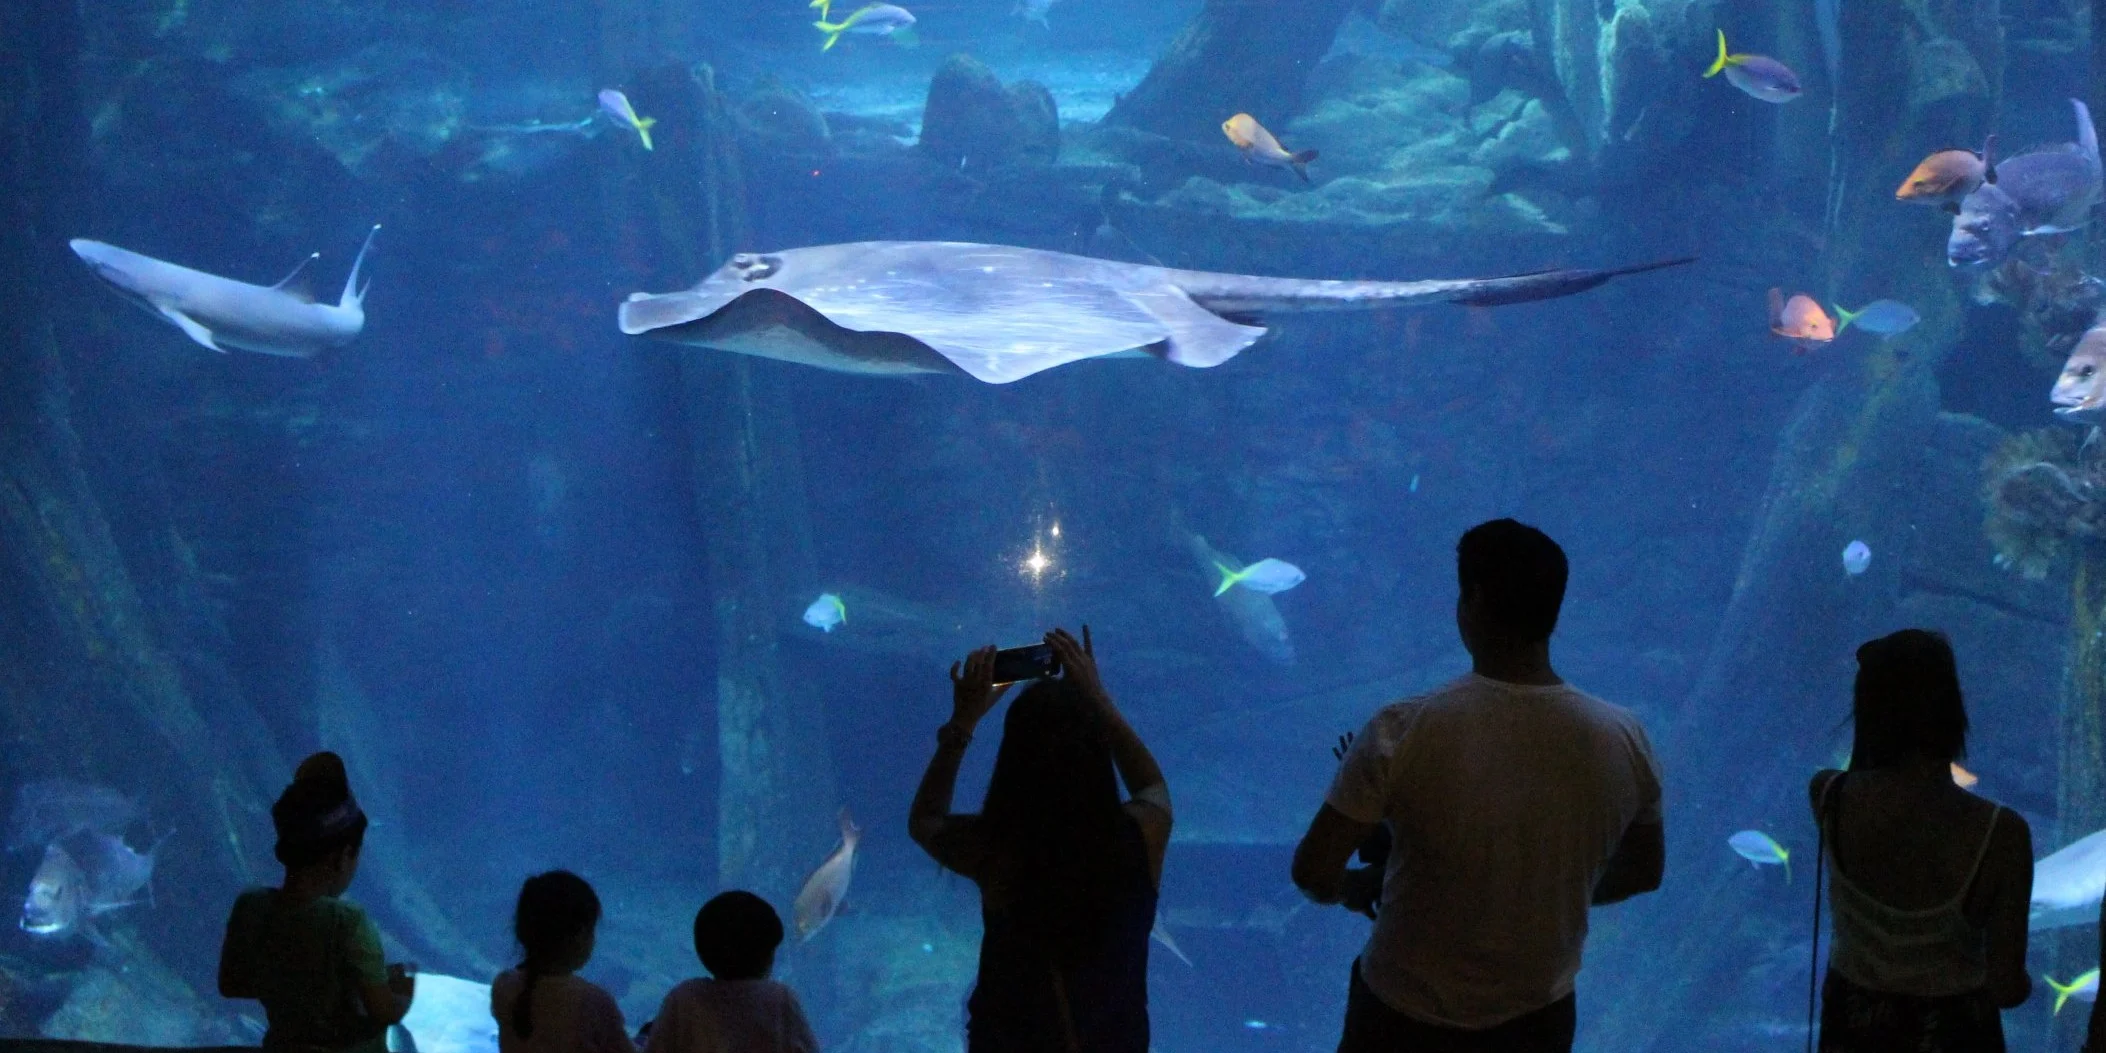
[1292,518,1664,1052]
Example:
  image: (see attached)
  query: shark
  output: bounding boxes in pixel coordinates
[70,225,380,358]
[619,241,1693,384]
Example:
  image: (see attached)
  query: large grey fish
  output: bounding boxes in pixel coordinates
[70,225,379,357]
[619,242,1693,384]
[19,831,161,937]
[793,808,859,940]
[1187,534,1294,665]
[2031,826,2106,931]
[1950,99,2100,268]
[2052,324,2106,422]
[7,779,139,853]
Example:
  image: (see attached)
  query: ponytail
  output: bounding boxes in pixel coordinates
[512,968,542,1040]
[508,870,602,1043]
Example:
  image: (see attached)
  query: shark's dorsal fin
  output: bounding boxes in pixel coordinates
[157,304,226,352]
[273,252,321,301]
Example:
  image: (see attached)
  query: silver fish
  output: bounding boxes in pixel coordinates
[2033,826,2106,930]
[2053,325,2106,422]
[1187,534,1294,665]
[71,226,378,357]
[19,831,160,937]
[793,808,860,940]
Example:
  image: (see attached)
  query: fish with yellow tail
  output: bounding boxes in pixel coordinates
[815,4,917,51]
[2046,968,2098,1014]
[1703,30,1801,103]
[597,90,656,151]
[809,0,833,20]
[1222,114,1318,183]
[1727,829,1791,883]
[793,808,860,940]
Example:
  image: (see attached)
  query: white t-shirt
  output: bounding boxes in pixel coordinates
[491,970,637,1053]
[1327,672,1663,1029]
[641,978,818,1053]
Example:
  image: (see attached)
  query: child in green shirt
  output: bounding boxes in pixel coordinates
[219,753,415,1053]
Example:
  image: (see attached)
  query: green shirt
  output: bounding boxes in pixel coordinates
[220,888,390,1053]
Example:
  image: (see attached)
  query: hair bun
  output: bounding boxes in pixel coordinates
[293,752,350,790]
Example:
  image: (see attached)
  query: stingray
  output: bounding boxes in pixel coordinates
[619,241,1694,384]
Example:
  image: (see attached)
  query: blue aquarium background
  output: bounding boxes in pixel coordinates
[0,0,2101,1048]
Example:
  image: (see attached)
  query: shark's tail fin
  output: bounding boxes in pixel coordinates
[341,224,381,309]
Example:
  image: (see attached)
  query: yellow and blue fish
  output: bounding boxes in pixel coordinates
[815,3,916,51]
[597,89,657,150]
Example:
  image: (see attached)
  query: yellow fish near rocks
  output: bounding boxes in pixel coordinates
[1221,113,1318,183]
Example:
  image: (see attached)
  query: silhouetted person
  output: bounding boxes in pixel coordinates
[1293,519,1663,1053]
[219,752,416,1053]
[910,627,1171,1053]
[2088,894,2105,1053]
[494,871,634,1053]
[643,891,817,1053]
[1811,629,2032,1052]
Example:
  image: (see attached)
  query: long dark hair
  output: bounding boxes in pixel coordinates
[1850,629,1969,770]
[511,870,601,1040]
[977,677,1136,965]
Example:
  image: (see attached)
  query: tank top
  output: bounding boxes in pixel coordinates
[964,816,1155,1053]
[1820,775,2002,998]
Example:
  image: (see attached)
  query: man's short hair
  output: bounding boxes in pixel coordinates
[1456,519,1568,642]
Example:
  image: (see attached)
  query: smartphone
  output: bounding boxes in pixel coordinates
[990,643,1060,684]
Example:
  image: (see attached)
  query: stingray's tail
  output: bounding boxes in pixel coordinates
[1447,256,1696,308]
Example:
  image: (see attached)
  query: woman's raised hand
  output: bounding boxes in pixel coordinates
[948,645,1011,731]
[1046,626,1108,704]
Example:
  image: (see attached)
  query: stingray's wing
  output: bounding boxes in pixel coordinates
[784,246,1180,384]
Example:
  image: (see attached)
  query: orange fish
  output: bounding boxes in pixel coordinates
[1222,113,1318,183]
[1950,762,1979,789]
[1769,288,1835,351]
[1896,140,1995,211]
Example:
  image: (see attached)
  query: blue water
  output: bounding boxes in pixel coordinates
[2,0,2098,1048]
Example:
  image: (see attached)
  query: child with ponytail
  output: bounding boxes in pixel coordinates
[492,871,635,1053]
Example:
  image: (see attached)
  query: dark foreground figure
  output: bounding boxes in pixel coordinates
[218,753,416,1053]
[910,628,1172,1053]
[1811,630,2032,1053]
[1292,519,1665,1053]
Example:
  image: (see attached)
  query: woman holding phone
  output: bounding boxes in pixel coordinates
[909,627,1173,1053]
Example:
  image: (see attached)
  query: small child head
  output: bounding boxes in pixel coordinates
[511,871,603,1040]
[515,870,602,971]
[693,891,782,981]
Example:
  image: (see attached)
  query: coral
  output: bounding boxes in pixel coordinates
[1981,258,2106,370]
[1984,427,2101,579]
